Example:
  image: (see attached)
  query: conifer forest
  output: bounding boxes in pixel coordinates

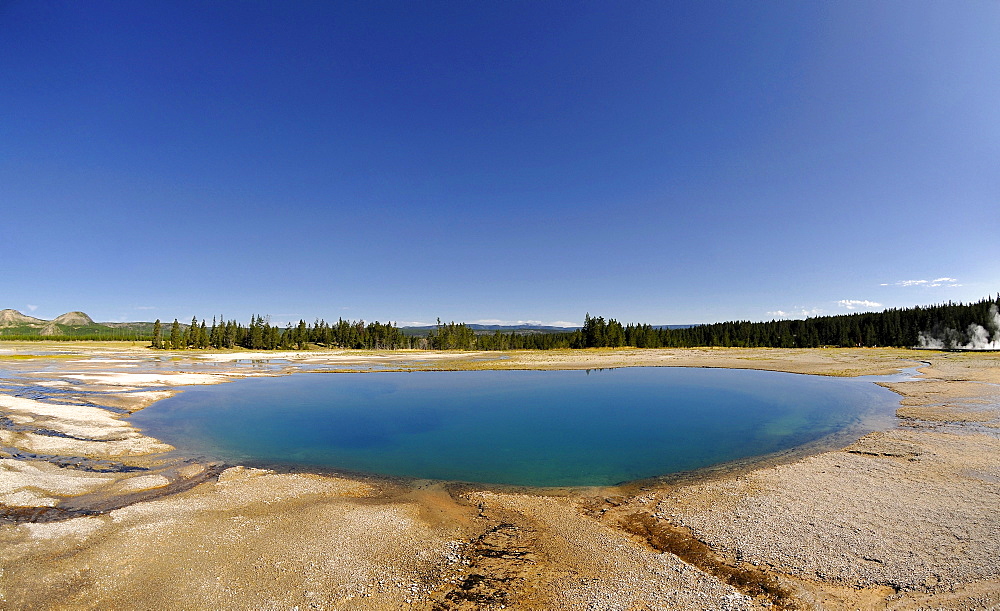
[139,296,1000,352]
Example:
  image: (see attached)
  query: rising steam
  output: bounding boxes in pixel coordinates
[918,305,1000,350]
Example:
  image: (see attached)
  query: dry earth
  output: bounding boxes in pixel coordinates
[0,343,997,610]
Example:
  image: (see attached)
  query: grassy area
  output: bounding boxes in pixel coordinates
[0,340,154,350]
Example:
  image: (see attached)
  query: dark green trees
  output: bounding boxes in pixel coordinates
[142,295,1000,352]
[575,313,626,348]
[151,319,162,349]
[146,314,410,351]
[427,319,476,350]
[169,319,181,349]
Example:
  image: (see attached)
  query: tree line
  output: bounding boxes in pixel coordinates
[473,297,1000,350]
[131,295,1000,351]
[658,296,1000,349]
[151,316,411,350]
[432,297,1000,351]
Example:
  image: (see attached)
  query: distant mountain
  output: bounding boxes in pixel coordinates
[400,323,694,336]
[400,323,580,337]
[0,309,693,340]
[465,324,582,332]
[51,311,95,326]
[0,309,46,327]
[0,310,150,338]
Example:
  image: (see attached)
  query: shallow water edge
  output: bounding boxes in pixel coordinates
[128,367,904,489]
[1,345,922,499]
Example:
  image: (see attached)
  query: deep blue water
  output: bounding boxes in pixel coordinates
[128,367,900,487]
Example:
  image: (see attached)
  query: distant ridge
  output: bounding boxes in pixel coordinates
[400,323,579,336]
[0,309,151,339]
[0,310,691,336]
[0,309,46,326]
[51,311,95,326]
[399,323,695,336]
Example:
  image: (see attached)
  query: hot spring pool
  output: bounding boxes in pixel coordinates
[128,367,900,487]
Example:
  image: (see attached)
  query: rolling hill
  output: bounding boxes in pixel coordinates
[0,310,152,339]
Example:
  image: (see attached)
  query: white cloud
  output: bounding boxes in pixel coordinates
[25,304,38,312]
[885,277,962,288]
[838,299,882,310]
[472,319,579,327]
[767,308,824,319]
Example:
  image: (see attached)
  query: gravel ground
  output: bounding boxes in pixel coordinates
[1,345,998,610]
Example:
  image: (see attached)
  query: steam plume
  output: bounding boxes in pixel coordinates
[918,305,1000,350]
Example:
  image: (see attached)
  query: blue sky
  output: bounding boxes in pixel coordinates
[2,1,997,327]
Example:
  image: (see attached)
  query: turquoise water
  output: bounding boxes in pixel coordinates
[129,367,900,487]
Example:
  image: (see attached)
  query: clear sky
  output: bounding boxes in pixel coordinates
[2,1,998,327]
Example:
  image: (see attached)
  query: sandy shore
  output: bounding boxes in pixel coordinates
[0,344,997,610]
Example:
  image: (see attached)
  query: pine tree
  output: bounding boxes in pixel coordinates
[296,319,308,350]
[209,316,219,349]
[151,319,162,349]
[169,319,181,349]
[186,316,198,349]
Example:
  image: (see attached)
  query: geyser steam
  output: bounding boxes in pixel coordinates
[918,305,1000,350]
